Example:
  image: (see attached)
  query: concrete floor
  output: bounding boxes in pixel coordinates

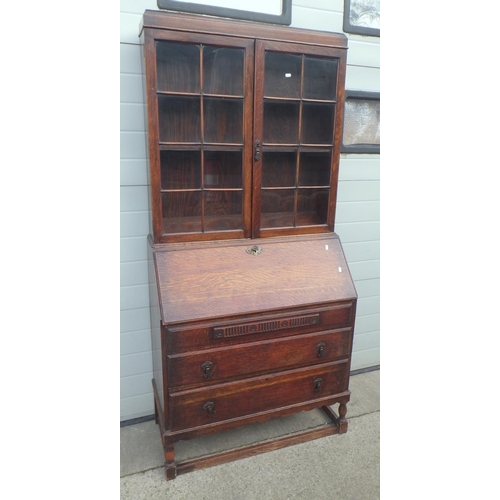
[120,369,380,500]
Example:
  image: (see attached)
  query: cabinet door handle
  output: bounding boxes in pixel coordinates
[313,377,323,393]
[316,341,326,358]
[201,361,214,379]
[254,139,261,161]
[203,401,215,417]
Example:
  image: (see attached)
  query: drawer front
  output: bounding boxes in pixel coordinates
[168,328,352,389]
[169,360,349,431]
[167,302,355,353]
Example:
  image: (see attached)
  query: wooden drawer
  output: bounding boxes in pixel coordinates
[166,302,355,353]
[167,328,352,389]
[169,360,349,431]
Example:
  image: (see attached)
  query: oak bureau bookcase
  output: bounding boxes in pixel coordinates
[139,9,357,480]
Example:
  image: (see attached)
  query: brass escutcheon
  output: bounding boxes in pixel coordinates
[246,245,263,256]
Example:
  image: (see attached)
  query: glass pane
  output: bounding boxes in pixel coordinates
[261,189,294,228]
[160,150,201,190]
[204,98,243,143]
[297,188,329,225]
[298,151,331,186]
[204,150,242,188]
[301,103,334,144]
[162,192,202,233]
[343,99,380,146]
[158,95,201,143]
[262,150,296,187]
[264,52,302,98]
[204,191,243,231]
[303,57,337,100]
[263,101,300,144]
[156,41,200,93]
[203,46,244,96]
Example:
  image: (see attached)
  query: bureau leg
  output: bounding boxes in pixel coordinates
[163,439,177,481]
[338,402,348,434]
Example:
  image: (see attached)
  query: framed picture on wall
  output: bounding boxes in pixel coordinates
[341,90,380,154]
[343,0,380,37]
[157,0,292,25]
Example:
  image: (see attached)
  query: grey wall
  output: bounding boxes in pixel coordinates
[120,0,380,421]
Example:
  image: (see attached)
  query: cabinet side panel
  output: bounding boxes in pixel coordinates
[148,245,164,414]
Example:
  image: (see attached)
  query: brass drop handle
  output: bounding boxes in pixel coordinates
[316,341,326,358]
[203,401,215,417]
[314,377,323,393]
[201,361,214,379]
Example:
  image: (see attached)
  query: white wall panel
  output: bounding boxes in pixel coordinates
[120,43,143,74]
[339,157,380,181]
[121,261,149,287]
[351,348,379,370]
[121,284,150,311]
[120,0,153,419]
[120,186,149,212]
[120,211,150,238]
[354,278,380,299]
[354,314,380,335]
[346,65,380,92]
[121,394,155,421]
[120,0,157,15]
[120,103,146,131]
[120,132,147,159]
[335,221,380,243]
[120,160,148,186]
[121,351,153,378]
[121,12,144,44]
[120,0,380,420]
[353,330,380,352]
[121,74,145,103]
[336,201,380,222]
[121,373,154,399]
[291,6,343,33]
[345,40,380,68]
[294,0,343,11]
[337,181,380,202]
[349,260,380,282]
[342,241,380,262]
[121,307,151,334]
[121,329,152,356]
[120,236,148,262]
[356,296,380,317]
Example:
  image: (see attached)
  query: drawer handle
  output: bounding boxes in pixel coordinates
[314,377,323,393]
[316,341,326,358]
[201,361,214,379]
[203,401,215,417]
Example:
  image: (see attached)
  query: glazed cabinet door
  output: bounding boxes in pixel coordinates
[143,29,254,243]
[252,40,347,238]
